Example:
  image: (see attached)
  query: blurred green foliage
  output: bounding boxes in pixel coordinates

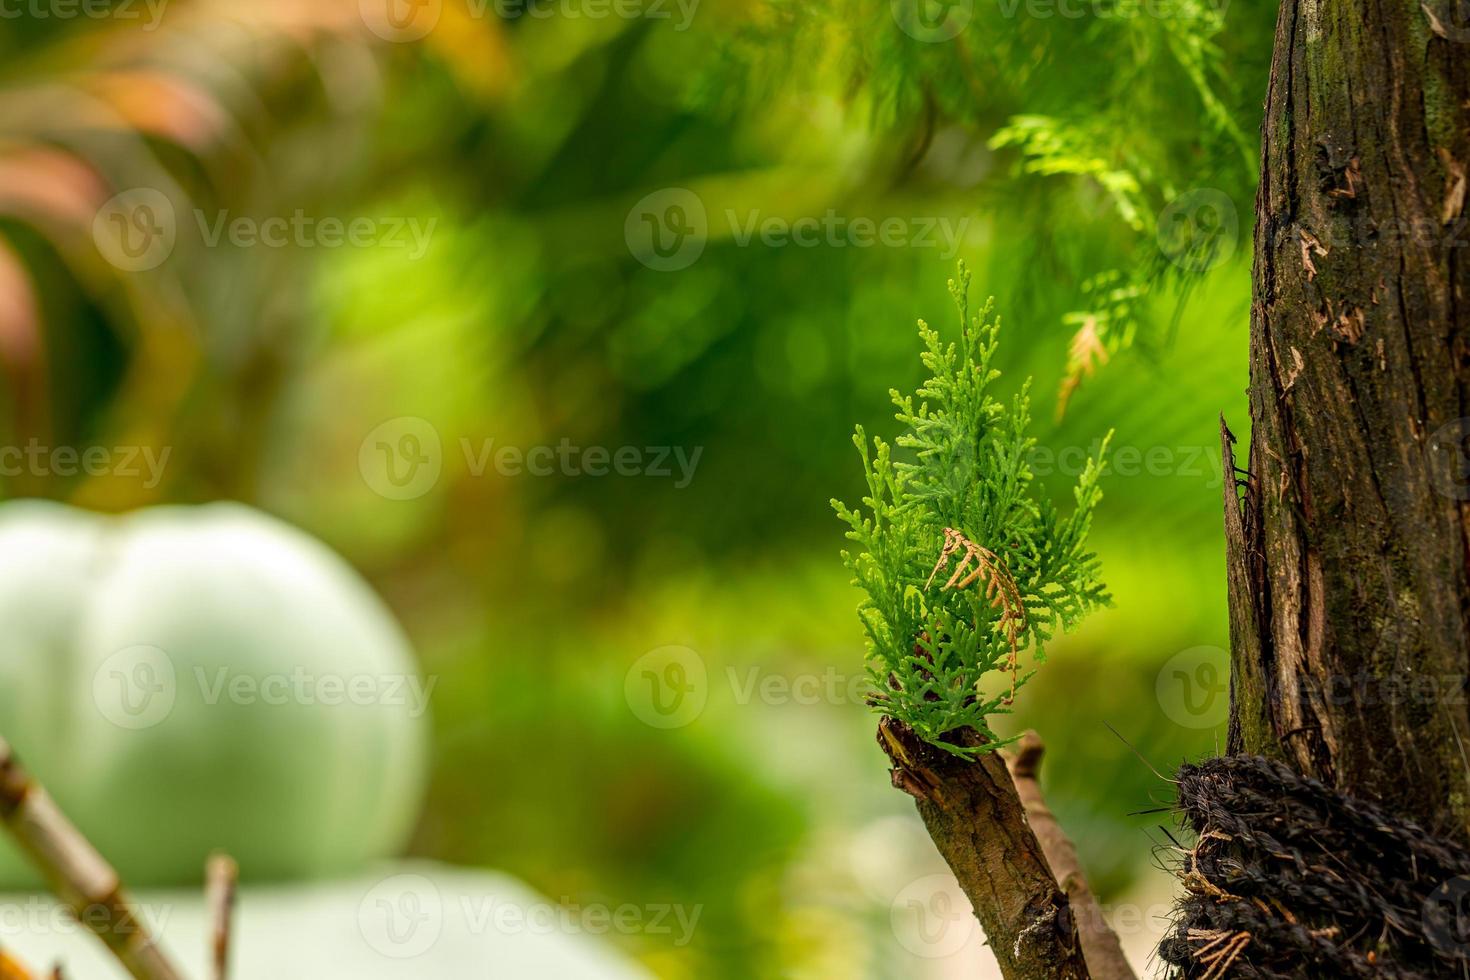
[0,0,1270,975]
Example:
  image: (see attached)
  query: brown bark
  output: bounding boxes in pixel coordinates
[1004,734,1134,980]
[879,719,1127,979]
[1227,0,1470,841]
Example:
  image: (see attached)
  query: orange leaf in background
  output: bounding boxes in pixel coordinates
[0,145,108,229]
[86,70,231,153]
[425,4,514,102]
[1057,315,1109,420]
[0,234,51,447]
[0,237,39,368]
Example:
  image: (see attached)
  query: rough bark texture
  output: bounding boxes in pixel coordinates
[1004,734,1134,980]
[1227,0,1470,840]
[879,719,1091,980]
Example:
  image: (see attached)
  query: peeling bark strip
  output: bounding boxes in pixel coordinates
[0,739,185,980]
[879,720,1130,979]
[1005,734,1134,980]
[1230,0,1470,841]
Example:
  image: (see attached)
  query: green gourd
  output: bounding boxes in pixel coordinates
[0,499,429,886]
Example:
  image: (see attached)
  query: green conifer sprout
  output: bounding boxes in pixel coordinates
[832,262,1112,757]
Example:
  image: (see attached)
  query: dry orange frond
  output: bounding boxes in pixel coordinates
[926,527,1027,703]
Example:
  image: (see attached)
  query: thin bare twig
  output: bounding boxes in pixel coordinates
[0,738,186,980]
[205,853,238,980]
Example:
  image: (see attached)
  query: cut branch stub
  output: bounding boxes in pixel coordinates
[878,718,1091,979]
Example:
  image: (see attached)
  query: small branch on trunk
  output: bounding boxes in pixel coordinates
[1003,732,1135,980]
[0,738,186,980]
[879,718,1091,979]
[205,853,238,980]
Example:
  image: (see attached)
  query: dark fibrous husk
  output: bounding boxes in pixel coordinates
[1159,754,1470,979]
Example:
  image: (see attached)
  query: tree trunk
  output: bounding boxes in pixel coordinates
[1226,0,1470,841]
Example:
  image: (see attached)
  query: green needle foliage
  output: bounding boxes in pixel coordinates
[697,0,1273,409]
[833,263,1112,757]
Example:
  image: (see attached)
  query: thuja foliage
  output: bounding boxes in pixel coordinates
[697,0,1272,407]
[832,264,1111,757]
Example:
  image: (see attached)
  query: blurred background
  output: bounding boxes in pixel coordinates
[0,0,1274,975]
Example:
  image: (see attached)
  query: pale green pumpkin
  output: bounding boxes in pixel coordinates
[0,500,429,886]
